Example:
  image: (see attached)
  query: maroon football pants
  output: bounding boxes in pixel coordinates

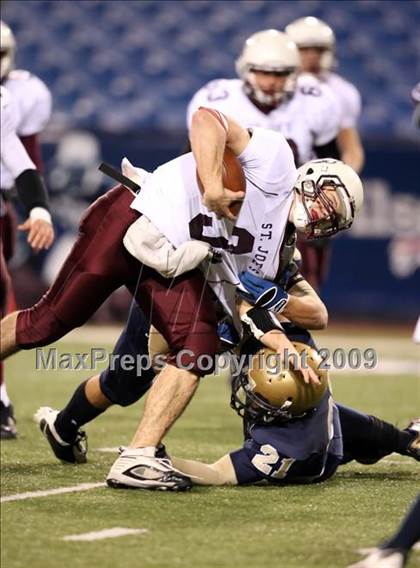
[16,185,219,374]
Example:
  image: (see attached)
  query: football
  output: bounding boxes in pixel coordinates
[197,147,246,215]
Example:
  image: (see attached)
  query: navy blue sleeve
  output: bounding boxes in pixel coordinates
[229,446,266,485]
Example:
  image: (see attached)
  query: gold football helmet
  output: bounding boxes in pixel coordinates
[231,342,329,423]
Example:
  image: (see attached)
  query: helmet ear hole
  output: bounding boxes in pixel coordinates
[307,168,314,174]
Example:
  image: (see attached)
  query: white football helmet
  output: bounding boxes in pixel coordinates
[235,29,300,107]
[285,17,336,72]
[292,159,363,239]
[0,21,16,80]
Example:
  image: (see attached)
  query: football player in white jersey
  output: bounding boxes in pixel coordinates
[106,108,363,489]
[187,30,344,291]
[1,21,53,438]
[187,30,342,168]
[285,17,364,173]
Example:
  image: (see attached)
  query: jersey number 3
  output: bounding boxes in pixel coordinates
[189,214,254,254]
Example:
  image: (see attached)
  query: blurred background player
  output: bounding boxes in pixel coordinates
[187,29,343,290]
[285,16,364,291]
[0,21,54,438]
[187,29,341,168]
[285,16,364,172]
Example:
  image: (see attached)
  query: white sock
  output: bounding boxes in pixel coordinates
[124,446,156,457]
[0,383,11,407]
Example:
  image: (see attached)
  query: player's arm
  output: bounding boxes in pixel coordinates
[238,269,328,330]
[238,298,321,386]
[337,127,364,173]
[2,130,54,251]
[282,277,328,330]
[189,107,248,220]
[171,454,238,486]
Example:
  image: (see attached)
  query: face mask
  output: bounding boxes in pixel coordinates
[291,196,310,230]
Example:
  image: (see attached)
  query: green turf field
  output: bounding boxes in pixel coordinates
[1,326,419,568]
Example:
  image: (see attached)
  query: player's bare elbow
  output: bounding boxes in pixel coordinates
[191,108,208,127]
[190,108,208,136]
[191,107,226,132]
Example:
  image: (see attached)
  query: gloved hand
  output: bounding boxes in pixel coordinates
[239,271,289,313]
[217,319,240,346]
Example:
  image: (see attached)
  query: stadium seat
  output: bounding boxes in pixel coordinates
[3,0,419,134]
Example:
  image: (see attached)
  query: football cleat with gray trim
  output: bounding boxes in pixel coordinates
[106,447,192,491]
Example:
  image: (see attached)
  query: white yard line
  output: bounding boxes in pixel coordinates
[62,527,148,541]
[1,482,105,503]
[96,447,120,453]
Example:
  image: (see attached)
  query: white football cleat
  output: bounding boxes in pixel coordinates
[106,446,192,491]
[348,548,407,568]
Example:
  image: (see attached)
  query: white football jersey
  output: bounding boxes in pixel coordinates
[187,74,340,165]
[0,86,35,187]
[320,72,362,129]
[131,127,297,327]
[1,69,52,190]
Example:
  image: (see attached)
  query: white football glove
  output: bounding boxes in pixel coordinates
[121,157,150,187]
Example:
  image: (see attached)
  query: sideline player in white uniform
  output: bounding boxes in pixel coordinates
[1,21,52,183]
[0,81,54,439]
[187,30,341,168]
[285,17,364,173]
[1,21,53,438]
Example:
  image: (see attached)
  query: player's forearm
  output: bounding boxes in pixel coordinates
[282,294,328,330]
[15,169,51,218]
[337,128,365,173]
[171,454,238,485]
[189,108,226,191]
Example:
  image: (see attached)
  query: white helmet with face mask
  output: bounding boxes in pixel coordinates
[285,17,336,72]
[292,158,363,239]
[235,29,300,107]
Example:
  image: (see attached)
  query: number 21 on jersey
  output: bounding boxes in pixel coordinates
[251,444,295,479]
